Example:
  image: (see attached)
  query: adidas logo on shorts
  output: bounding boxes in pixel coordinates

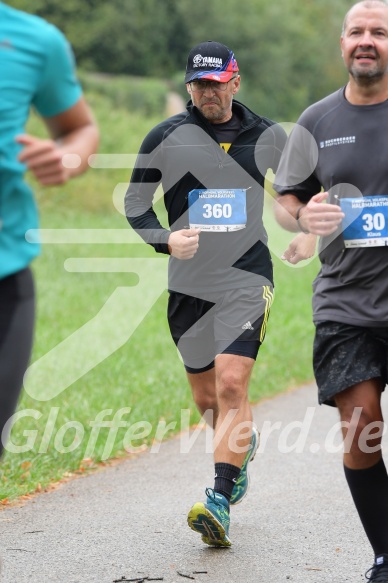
[242,321,254,330]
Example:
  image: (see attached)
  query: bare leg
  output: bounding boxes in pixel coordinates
[187,367,218,428]
[213,353,254,467]
[334,378,384,469]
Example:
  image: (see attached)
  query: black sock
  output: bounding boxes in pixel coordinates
[344,459,388,556]
[214,462,241,503]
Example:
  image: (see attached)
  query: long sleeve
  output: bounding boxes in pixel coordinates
[125,127,171,254]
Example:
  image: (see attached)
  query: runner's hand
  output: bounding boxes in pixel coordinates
[298,192,344,236]
[168,228,200,259]
[282,233,317,264]
[16,134,72,185]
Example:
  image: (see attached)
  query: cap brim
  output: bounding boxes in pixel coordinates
[185,70,236,84]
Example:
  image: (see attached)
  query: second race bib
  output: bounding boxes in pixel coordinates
[341,195,388,247]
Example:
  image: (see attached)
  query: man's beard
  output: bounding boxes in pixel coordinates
[199,103,224,122]
[199,97,232,122]
[202,109,225,122]
[349,57,386,86]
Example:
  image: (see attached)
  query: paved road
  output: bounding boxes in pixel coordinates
[0,384,376,583]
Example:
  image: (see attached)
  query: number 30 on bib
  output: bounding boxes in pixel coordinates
[341,195,388,247]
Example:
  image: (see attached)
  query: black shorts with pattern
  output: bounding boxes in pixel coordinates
[313,321,388,407]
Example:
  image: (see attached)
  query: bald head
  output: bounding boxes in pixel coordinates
[340,0,388,88]
[342,1,388,34]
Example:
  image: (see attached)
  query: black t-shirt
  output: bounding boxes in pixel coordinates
[212,114,242,152]
[275,87,388,326]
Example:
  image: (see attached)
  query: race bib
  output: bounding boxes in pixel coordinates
[188,188,247,232]
[341,195,388,247]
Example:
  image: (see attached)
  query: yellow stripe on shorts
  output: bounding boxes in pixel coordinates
[260,285,274,342]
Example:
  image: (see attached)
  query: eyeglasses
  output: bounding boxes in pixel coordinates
[189,76,237,92]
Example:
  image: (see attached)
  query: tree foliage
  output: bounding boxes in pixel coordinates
[7,0,355,120]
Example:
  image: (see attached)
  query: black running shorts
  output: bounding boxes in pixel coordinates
[313,321,388,407]
[168,286,273,373]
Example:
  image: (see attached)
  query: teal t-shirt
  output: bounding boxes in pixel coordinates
[0,3,82,278]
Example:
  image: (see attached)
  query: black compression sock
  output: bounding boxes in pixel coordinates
[344,459,388,556]
[214,462,241,503]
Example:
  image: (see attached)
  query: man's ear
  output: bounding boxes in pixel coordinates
[186,83,191,95]
[340,36,344,58]
[232,75,241,94]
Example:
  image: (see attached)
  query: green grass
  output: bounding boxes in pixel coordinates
[0,77,319,501]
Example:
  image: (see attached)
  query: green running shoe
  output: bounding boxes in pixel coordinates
[230,426,259,505]
[187,487,231,547]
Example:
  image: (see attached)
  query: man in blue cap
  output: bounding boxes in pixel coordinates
[126,40,286,547]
